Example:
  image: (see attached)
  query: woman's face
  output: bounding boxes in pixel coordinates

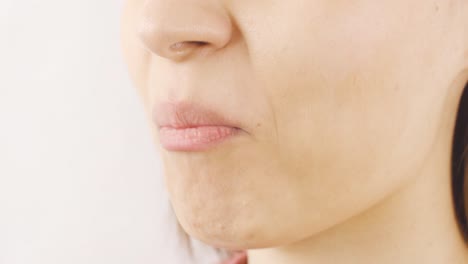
[121,0,467,249]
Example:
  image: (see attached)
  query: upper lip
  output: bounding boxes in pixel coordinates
[153,100,243,130]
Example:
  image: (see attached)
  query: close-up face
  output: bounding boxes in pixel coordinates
[121,0,467,250]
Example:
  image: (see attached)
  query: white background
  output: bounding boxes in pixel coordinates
[0,1,180,263]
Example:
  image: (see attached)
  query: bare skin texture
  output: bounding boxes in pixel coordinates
[121,0,468,263]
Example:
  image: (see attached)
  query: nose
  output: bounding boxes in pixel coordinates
[137,0,233,62]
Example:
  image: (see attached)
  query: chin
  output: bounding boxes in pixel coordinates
[173,205,290,250]
[172,205,253,249]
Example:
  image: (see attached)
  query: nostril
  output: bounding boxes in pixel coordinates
[188,41,207,46]
[169,41,207,52]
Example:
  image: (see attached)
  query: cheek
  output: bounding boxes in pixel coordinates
[235,0,443,234]
[246,2,413,157]
[241,0,440,165]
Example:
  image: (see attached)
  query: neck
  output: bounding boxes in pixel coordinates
[247,117,468,264]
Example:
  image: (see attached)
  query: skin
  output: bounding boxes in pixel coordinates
[121,0,468,263]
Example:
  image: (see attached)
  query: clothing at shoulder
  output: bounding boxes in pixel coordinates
[220,251,248,264]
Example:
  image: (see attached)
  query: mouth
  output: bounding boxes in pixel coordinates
[158,125,244,151]
[153,100,247,151]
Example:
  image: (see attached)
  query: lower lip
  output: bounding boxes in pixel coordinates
[158,126,243,151]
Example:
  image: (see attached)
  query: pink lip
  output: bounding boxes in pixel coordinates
[153,101,245,151]
[158,126,243,151]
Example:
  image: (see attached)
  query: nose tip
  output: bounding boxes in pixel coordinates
[137,1,233,62]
